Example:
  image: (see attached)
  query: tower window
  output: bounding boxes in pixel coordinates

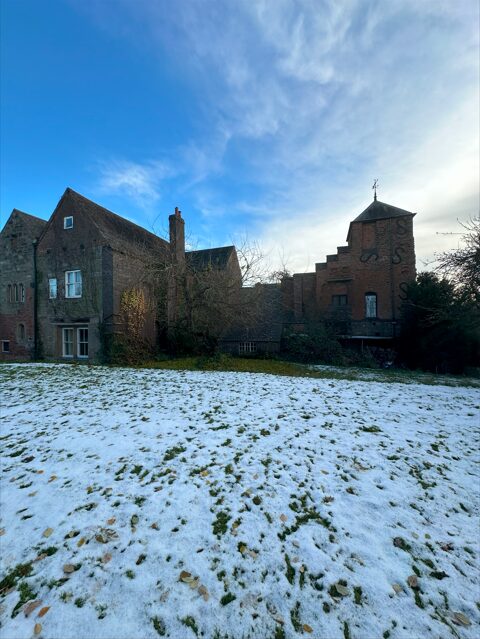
[64,216,73,229]
[365,293,377,318]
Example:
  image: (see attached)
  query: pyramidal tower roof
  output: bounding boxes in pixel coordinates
[352,199,415,223]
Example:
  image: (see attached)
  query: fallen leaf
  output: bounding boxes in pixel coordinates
[87,486,94,494]
[42,528,53,538]
[102,553,112,564]
[48,475,57,482]
[407,575,418,589]
[28,492,37,497]
[299,565,305,573]
[334,583,350,597]
[107,517,116,525]
[303,624,313,633]
[37,470,44,474]
[179,571,192,582]
[34,554,47,563]
[24,600,42,617]
[38,606,50,618]
[150,523,159,530]
[200,470,209,477]
[452,612,471,627]
[239,545,247,554]
[63,564,75,574]
[34,623,42,635]
[189,579,199,589]
[0,529,5,536]
[280,514,288,522]
[77,537,85,548]
[392,584,403,594]
[198,585,209,602]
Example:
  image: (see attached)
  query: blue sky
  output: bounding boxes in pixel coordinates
[1,0,478,272]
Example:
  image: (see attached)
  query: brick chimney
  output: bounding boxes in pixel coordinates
[169,206,185,264]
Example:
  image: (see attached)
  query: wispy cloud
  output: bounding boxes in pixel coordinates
[76,0,479,271]
[95,159,173,209]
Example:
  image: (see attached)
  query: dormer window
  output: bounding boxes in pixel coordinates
[64,216,73,229]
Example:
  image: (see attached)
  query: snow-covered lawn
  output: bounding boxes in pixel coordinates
[1,364,479,639]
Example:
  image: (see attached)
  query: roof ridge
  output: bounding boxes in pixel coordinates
[65,188,167,244]
[12,209,47,225]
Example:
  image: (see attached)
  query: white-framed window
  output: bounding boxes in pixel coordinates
[238,341,257,354]
[365,293,377,318]
[2,340,10,353]
[77,328,88,358]
[49,278,57,299]
[64,216,73,229]
[62,328,74,357]
[19,284,25,303]
[65,270,82,298]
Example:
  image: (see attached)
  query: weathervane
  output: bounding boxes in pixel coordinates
[372,179,379,201]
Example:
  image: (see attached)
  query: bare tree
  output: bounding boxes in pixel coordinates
[435,217,480,304]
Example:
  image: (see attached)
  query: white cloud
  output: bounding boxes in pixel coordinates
[77,0,479,271]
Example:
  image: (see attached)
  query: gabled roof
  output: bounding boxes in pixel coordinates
[45,188,169,254]
[1,209,47,238]
[352,199,415,223]
[186,246,235,271]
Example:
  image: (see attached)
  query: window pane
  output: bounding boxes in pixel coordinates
[49,278,57,299]
[365,294,377,318]
[78,328,88,357]
[63,329,74,356]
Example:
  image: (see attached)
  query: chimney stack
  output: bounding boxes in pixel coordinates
[169,206,185,264]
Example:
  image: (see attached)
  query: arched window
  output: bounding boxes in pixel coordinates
[7,284,12,302]
[20,284,25,303]
[365,293,377,318]
[13,284,18,302]
[18,324,25,340]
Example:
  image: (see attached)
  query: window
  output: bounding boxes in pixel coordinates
[332,294,348,306]
[1,340,10,353]
[19,284,25,303]
[238,341,257,354]
[7,284,12,302]
[365,293,377,318]
[18,324,25,340]
[77,328,88,358]
[49,278,57,299]
[65,270,82,298]
[62,328,74,357]
[64,216,73,229]
[13,284,18,302]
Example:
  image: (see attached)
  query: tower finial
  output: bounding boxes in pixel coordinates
[372,179,378,201]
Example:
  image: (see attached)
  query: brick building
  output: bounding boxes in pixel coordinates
[281,196,416,345]
[1,188,241,361]
[0,210,46,359]
[1,189,416,360]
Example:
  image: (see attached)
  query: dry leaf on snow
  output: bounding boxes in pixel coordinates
[452,612,471,626]
[407,575,418,589]
[303,624,313,633]
[63,564,75,574]
[34,623,42,635]
[23,600,42,617]
[42,528,53,538]
[38,606,50,618]
[280,514,287,522]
